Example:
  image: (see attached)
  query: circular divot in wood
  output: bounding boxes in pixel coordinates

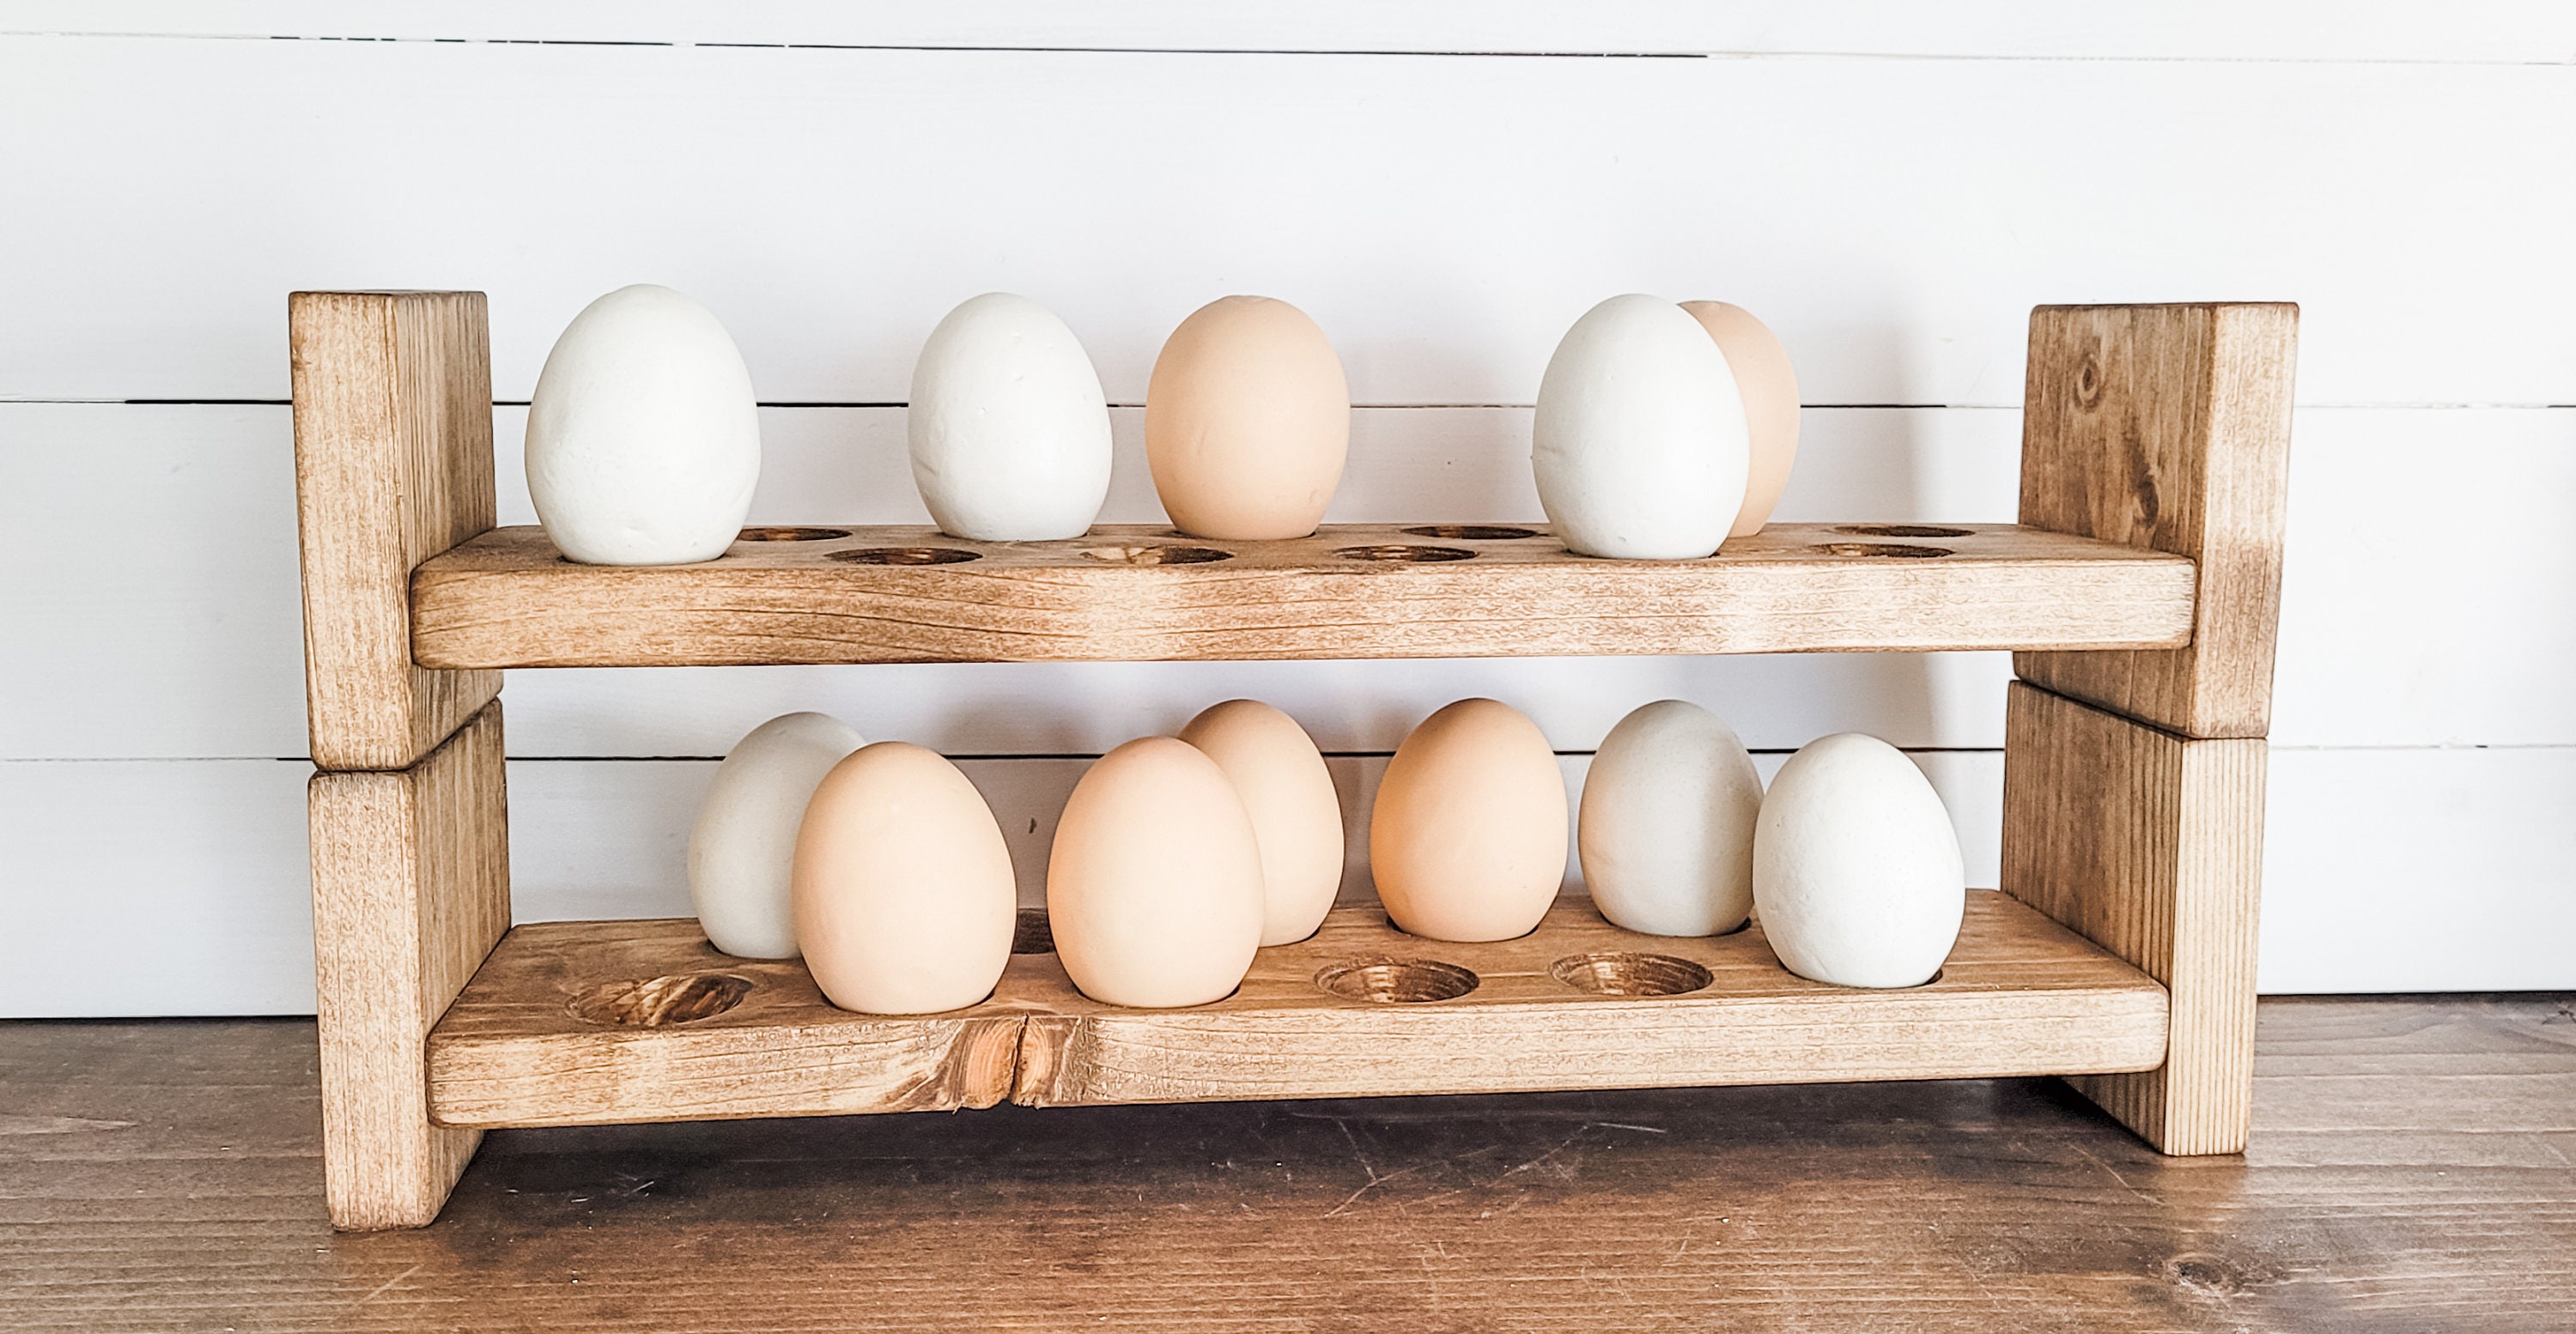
[735,526,854,542]
[1807,542,1953,559]
[1831,524,1972,539]
[827,546,983,566]
[1549,951,1714,997]
[1080,544,1235,565]
[1314,956,1479,1004]
[1400,525,1541,541]
[1334,544,1478,563]
[568,973,754,1028]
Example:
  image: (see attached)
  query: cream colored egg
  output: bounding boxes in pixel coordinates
[1753,733,1965,989]
[526,284,761,565]
[1144,296,1349,540]
[791,742,1017,1014]
[1680,300,1801,537]
[1578,700,1762,937]
[1370,699,1567,942]
[1179,700,1344,946]
[687,712,863,959]
[1532,294,1749,560]
[908,292,1112,541]
[1047,737,1266,1008]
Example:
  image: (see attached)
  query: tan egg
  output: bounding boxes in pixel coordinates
[790,742,1016,1015]
[1370,699,1567,942]
[1048,737,1266,1008]
[1680,300,1801,537]
[1144,295,1349,539]
[1179,700,1345,946]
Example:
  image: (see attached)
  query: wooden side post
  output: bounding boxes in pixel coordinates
[291,290,501,771]
[2005,303,2297,1155]
[293,290,508,1227]
[310,704,512,1228]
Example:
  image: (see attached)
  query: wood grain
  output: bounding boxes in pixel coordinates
[290,290,501,770]
[2014,302,2298,739]
[2003,682,2266,1154]
[410,523,2196,667]
[307,701,511,1229]
[421,893,2166,1128]
[427,919,1022,1129]
[8,997,2575,1332]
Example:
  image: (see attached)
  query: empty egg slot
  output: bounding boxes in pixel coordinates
[828,547,983,566]
[734,526,854,542]
[1314,956,1480,1004]
[1334,544,1478,563]
[1831,525,1972,539]
[568,973,754,1028]
[1400,525,1541,541]
[1080,544,1235,565]
[1549,951,1713,997]
[1808,543,1953,559]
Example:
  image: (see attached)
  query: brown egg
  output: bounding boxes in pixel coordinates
[791,742,1016,1014]
[1047,737,1266,1007]
[1144,295,1349,539]
[1369,699,1567,942]
[1179,700,1345,946]
[1680,300,1801,537]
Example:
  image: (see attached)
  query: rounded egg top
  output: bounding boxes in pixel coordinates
[1532,294,1748,561]
[908,292,1112,542]
[1753,732,1965,989]
[1369,698,1567,943]
[1144,295,1349,541]
[1679,300,1800,538]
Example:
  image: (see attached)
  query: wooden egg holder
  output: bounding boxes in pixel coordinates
[292,293,2295,1229]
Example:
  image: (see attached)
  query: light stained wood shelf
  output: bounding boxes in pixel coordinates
[425,890,2170,1130]
[409,522,2198,668]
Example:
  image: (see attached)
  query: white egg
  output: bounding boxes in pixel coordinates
[1753,733,1965,988]
[1578,700,1762,937]
[1532,294,1750,560]
[687,712,863,958]
[526,284,761,565]
[909,293,1113,541]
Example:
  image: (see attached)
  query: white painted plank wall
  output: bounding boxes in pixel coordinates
[1,15,2569,1013]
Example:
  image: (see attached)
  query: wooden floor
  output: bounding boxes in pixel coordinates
[3,997,2572,1332]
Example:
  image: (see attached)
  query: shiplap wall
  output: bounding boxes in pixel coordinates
[3,6,2572,1015]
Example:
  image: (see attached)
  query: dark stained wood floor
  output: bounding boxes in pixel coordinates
[3,996,2573,1332]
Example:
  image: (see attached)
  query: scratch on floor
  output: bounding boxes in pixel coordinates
[355,1263,422,1306]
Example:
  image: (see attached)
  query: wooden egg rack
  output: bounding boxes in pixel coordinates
[291,292,2295,1229]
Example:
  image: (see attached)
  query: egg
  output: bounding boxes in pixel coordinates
[687,712,864,959]
[1680,300,1801,537]
[908,292,1113,541]
[1532,294,1749,560]
[1144,296,1348,540]
[1578,700,1763,937]
[1370,699,1567,941]
[1047,737,1265,1007]
[791,742,1017,1014]
[526,284,761,565]
[1753,733,1965,988]
[1179,700,1344,946]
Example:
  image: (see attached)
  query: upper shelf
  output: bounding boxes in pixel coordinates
[410,522,2196,668]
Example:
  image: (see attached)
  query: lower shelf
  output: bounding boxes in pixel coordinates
[425,890,2169,1129]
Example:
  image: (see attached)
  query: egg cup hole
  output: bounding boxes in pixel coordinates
[1079,544,1236,566]
[1012,908,1056,955]
[1831,524,1972,539]
[828,546,984,566]
[1400,525,1541,542]
[1807,542,1954,559]
[1549,951,1714,997]
[1314,956,1480,1004]
[1334,544,1478,563]
[568,972,754,1028]
[734,526,854,543]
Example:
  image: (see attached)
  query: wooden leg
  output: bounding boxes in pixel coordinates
[309,702,511,1229]
[2002,682,2266,1155]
